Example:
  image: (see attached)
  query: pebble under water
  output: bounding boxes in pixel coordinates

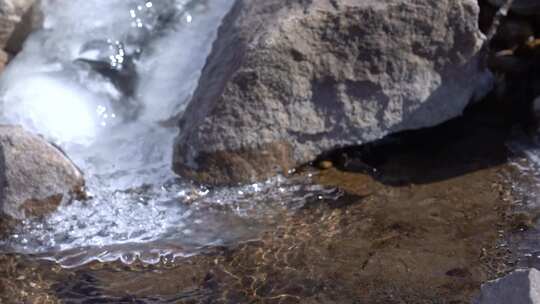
[0,0,339,267]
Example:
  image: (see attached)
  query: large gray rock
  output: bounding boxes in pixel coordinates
[0,125,85,220]
[173,0,492,185]
[475,268,540,304]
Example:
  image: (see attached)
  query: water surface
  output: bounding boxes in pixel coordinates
[0,0,338,267]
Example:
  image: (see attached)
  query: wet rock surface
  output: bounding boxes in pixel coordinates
[173,0,491,185]
[0,125,85,220]
[475,268,540,304]
[0,0,39,53]
[0,0,39,75]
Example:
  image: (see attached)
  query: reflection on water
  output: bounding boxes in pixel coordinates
[0,163,513,303]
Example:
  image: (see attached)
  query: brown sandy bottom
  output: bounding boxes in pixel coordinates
[0,104,526,304]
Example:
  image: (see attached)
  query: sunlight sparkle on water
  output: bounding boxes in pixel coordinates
[0,0,340,267]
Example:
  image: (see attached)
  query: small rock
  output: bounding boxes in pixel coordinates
[0,0,41,51]
[4,0,42,54]
[0,125,85,220]
[475,268,540,304]
[317,160,333,170]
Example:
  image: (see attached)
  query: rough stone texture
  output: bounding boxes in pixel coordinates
[487,0,540,15]
[0,125,85,220]
[0,0,40,52]
[173,0,491,185]
[475,268,540,304]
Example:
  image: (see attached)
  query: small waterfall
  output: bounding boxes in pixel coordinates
[0,0,338,267]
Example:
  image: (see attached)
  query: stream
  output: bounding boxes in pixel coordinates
[0,0,338,268]
[1,0,540,303]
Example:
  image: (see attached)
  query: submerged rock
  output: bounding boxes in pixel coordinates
[475,268,540,304]
[0,125,85,220]
[173,0,492,185]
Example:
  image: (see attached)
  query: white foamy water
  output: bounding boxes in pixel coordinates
[0,0,339,267]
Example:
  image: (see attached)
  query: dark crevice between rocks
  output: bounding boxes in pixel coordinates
[313,94,515,187]
[478,0,540,42]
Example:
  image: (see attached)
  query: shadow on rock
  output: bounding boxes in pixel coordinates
[322,99,513,186]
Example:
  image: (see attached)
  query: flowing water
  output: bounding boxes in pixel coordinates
[507,132,540,269]
[0,104,519,303]
[0,87,518,304]
[0,1,532,302]
[0,0,338,268]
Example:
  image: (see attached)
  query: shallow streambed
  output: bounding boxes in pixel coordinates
[0,103,525,303]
